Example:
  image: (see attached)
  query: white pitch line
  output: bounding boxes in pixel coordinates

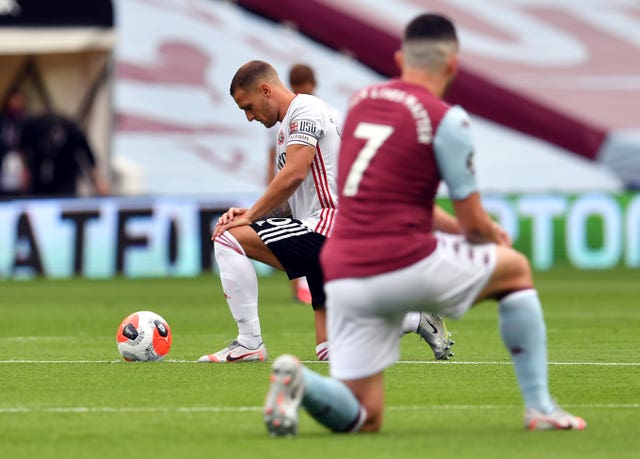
[394,361,640,366]
[0,406,262,414]
[0,403,637,414]
[0,359,638,366]
[387,404,640,410]
[0,337,72,341]
[0,360,121,363]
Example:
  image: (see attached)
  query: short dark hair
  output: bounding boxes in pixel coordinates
[404,13,457,42]
[289,64,316,88]
[229,60,276,96]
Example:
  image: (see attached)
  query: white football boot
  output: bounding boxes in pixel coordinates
[198,340,267,363]
[264,354,304,436]
[524,405,587,430]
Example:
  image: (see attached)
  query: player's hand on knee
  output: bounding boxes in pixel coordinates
[492,221,512,247]
[218,207,246,225]
[212,208,250,238]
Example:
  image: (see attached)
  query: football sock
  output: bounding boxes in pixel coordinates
[300,367,366,432]
[315,341,329,361]
[401,312,421,334]
[499,289,554,414]
[213,232,262,349]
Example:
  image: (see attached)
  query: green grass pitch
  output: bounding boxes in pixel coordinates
[1,268,638,459]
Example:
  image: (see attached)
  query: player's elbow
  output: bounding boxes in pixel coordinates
[287,171,306,188]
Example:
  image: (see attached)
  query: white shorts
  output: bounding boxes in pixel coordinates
[326,232,497,380]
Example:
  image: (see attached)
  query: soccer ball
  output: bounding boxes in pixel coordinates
[116,311,172,361]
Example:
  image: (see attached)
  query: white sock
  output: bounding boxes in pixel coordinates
[401,311,421,334]
[214,232,262,349]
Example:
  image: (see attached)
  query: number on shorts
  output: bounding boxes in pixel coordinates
[343,122,394,196]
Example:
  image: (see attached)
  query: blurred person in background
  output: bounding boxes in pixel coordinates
[19,112,110,197]
[0,87,27,197]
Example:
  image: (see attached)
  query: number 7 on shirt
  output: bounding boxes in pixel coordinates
[342,122,394,197]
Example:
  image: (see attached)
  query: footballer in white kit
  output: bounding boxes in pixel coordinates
[202,66,343,363]
[248,93,340,313]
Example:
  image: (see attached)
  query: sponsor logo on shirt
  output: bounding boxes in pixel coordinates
[289,133,318,147]
[290,119,319,137]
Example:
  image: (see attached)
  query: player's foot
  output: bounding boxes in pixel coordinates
[524,405,587,430]
[198,340,267,363]
[264,354,304,436]
[417,313,455,360]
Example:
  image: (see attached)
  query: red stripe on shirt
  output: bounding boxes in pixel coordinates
[316,208,336,236]
[312,146,336,235]
[314,145,336,209]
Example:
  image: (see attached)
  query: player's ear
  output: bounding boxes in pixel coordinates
[394,50,403,72]
[259,83,272,98]
[445,54,459,79]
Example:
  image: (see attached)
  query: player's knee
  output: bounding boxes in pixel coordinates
[505,250,533,288]
[357,401,384,432]
[213,232,246,262]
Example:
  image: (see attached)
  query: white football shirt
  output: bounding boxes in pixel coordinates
[274,94,341,236]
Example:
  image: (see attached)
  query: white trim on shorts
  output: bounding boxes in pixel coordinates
[253,218,312,245]
[326,232,497,381]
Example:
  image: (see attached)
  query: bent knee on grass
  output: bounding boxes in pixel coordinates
[343,374,385,432]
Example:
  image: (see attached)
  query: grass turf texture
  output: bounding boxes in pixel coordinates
[0,268,638,459]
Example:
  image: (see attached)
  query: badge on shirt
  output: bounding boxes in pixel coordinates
[289,119,321,147]
[466,152,475,175]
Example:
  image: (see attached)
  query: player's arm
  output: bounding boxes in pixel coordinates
[215,102,323,236]
[432,202,510,244]
[89,169,110,195]
[244,143,314,222]
[450,193,500,243]
[434,106,503,245]
[432,205,462,234]
[213,143,314,237]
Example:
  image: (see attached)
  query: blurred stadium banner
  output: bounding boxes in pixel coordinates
[0,196,227,279]
[0,193,638,279]
[111,0,623,196]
